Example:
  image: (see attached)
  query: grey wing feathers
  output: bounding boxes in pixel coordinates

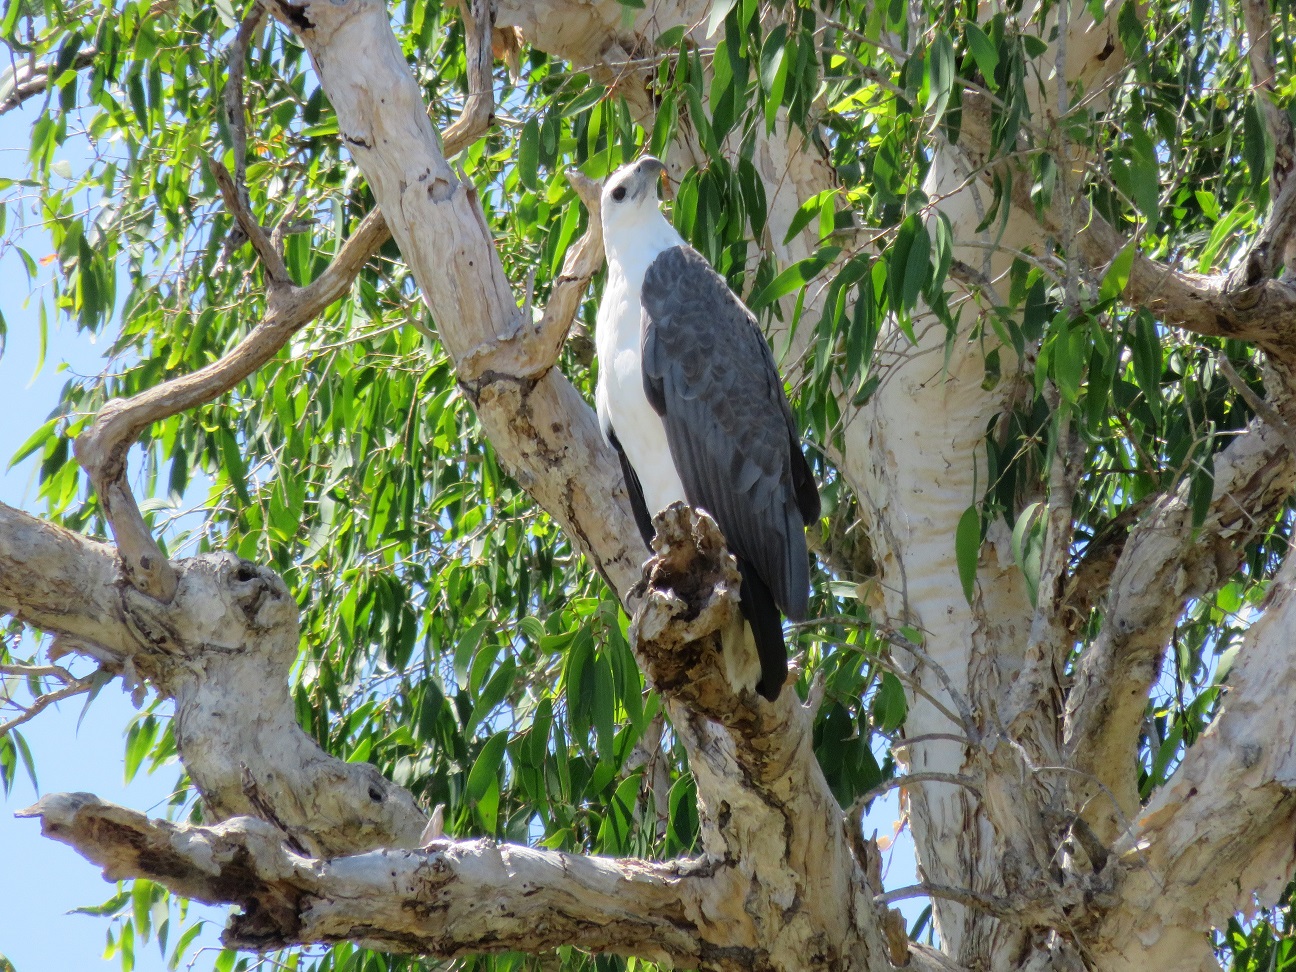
[641,245,816,619]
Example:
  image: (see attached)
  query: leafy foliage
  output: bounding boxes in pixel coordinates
[3,0,1296,969]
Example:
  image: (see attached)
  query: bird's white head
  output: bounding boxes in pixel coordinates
[600,156,674,257]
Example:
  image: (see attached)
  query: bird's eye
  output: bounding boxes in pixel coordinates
[611,186,627,202]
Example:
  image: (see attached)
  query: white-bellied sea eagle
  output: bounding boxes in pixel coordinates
[594,156,820,701]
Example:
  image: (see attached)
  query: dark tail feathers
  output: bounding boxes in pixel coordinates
[737,558,787,701]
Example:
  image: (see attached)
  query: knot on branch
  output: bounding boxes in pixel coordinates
[119,553,299,678]
[631,504,767,723]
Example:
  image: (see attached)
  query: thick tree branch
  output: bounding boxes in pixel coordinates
[75,207,388,489]
[0,500,426,855]
[958,91,1296,361]
[442,0,495,155]
[265,0,646,597]
[1062,419,1296,839]
[628,506,920,971]
[1087,554,1296,972]
[0,502,141,660]
[9,508,957,972]
[1241,0,1296,277]
[19,794,721,966]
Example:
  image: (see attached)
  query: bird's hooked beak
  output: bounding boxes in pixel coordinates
[612,156,667,203]
[637,156,667,196]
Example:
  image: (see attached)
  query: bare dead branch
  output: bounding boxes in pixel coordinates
[880,629,979,739]
[628,504,911,968]
[206,153,291,286]
[849,773,983,822]
[225,4,266,202]
[890,733,972,751]
[877,883,1012,918]
[0,47,97,116]
[0,661,77,682]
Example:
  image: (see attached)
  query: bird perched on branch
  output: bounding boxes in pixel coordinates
[594,155,820,701]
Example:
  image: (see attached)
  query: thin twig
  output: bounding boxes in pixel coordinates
[889,732,970,751]
[225,4,266,207]
[215,3,269,273]
[880,629,979,740]
[0,662,77,682]
[866,650,969,735]
[0,677,94,737]
[849,772,982,815]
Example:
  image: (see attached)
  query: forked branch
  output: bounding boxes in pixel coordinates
[1085,554,1296,972]
[1063,418,1295,839]
[0,662,96,737]
[460,169,605,381]
[957,91,1296,360]
[72,0,503,603]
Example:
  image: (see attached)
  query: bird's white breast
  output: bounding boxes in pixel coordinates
[595,224,689,519]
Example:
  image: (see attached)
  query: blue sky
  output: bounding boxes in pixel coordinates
[0,79,924,971]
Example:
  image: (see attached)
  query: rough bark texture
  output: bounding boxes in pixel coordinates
[1,501,428,857]
[18,509,937,972]
[7,1,1296,970]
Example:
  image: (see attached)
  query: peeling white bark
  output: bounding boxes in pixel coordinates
[19,793,711,965]
[1064,420,1295,839]
[1,501,427,855]
[17,509,935,972]
[1090,555,1296,970]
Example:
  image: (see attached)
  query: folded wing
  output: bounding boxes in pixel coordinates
[640,244,819,695]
